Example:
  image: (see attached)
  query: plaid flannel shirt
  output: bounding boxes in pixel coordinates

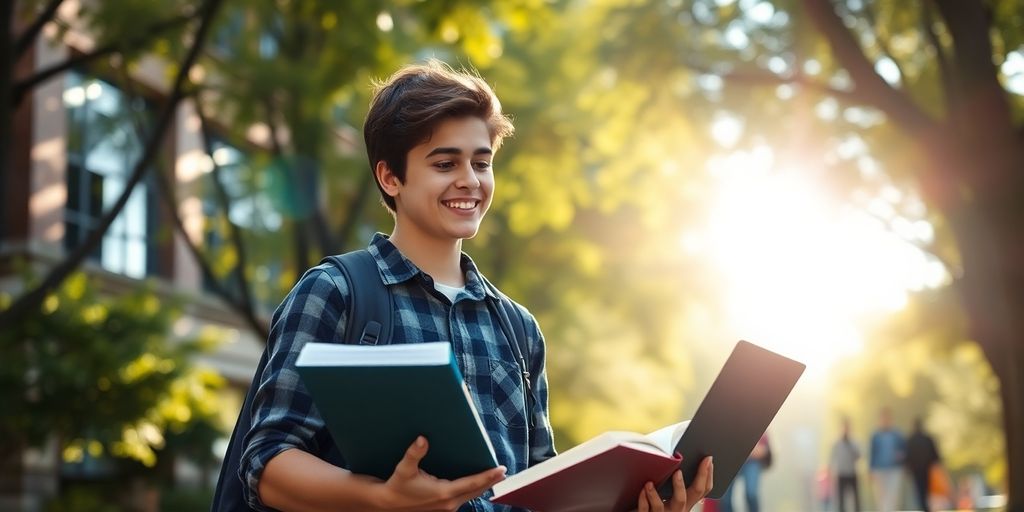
[239,233,556,511]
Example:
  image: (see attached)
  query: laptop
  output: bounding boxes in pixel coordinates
[660,340,805,499]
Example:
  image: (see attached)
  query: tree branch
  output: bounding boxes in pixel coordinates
[263,96,311,275]
[931,0,1001,86]
[14,0,65,59]
[921,0,954,113]
[311,205,336,255]
[861,207,958,277]
[195,96,268,339]
[930,0,1013,127]
[114,62,269,340]
[262,96,286,156]
[334,169,374,252]
[930,0,1019,194]
[151,121,269,341]
[0,0,224,329]
[683,60,863,105]
[860,0,908,86]
[1,0,14,243]
[11,12,195,106]
[802,0,935,133]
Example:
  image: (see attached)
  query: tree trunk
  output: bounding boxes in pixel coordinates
[939,147,1024,508]
[1000,359,1024,511]
[0,439,25,510]
[1,0,14,243]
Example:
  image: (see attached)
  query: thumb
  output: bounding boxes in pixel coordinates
[393,436,428,479]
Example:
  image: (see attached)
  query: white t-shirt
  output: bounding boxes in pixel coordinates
[433,281,465,303]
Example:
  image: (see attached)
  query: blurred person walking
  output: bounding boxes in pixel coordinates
[869,408,905,512]
[718,433,771,512]
[830,417,862,512]
[905,417,941,512]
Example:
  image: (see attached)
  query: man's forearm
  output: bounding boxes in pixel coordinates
[258,448,385,512]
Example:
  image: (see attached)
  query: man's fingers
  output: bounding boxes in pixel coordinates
[393,436,429,479]
[637,488,649,512]
[667,470,687,511]
[634,487,651,512]
[644,482,664,512]
[703,458,715,496]
[693,457,713,498]
[440,467,506,509]
[686,457,713,505]
[444,465,507,499]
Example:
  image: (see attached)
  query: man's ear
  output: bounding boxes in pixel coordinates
[375,160,400,198]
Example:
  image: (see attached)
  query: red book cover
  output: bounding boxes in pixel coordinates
[491,433,683,512]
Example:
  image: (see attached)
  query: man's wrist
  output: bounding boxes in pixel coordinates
[366,482,393,511]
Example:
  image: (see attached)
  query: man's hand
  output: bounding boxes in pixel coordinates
[376,436,507,512]
[636,457,714,512]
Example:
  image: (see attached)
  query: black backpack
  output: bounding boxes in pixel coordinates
[211,250,536,511]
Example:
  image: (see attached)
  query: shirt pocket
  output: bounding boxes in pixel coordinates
[488,359,527,428]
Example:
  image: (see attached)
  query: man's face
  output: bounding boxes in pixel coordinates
[388,116,494,242]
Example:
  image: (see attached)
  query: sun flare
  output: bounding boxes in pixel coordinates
[684,148,947,373]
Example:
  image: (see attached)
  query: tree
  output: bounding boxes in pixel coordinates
[592,0,1024,505]
[198,1,552,279]
[0,272,226,502]
[2,0,224,330]
[460,3,722,444]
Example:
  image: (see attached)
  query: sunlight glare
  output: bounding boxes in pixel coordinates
[725,23,750,49]
[376,12,394,32]
[747,2,775,25]
[1001,51,1024,95]
[695,149,945,373]
[710,114,743,148]
[875,57,902,86]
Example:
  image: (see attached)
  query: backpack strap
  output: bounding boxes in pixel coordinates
[320,249,394,346]
[210,250,393,512]
[483,280,538,430]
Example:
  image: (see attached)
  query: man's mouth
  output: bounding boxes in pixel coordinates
[442,200,480,210]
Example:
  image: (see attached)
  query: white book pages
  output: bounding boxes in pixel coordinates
[295,341,452,367]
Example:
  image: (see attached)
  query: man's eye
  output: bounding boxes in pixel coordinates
[474,161,492,170]
[434,161,456,170]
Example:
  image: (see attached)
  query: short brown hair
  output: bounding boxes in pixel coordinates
[363,60,514,212]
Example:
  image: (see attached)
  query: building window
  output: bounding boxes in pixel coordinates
[63,72,158,279]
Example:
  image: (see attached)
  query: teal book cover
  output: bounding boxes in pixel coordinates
[295,342,499,481]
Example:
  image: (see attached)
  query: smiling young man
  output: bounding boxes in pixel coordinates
[227,60,711,512]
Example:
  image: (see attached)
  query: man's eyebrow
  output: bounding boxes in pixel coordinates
[425,147,493,157]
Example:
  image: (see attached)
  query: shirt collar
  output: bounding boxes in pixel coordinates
[367,233,497,300]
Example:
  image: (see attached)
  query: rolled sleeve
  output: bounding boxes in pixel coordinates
[238,268,349,510]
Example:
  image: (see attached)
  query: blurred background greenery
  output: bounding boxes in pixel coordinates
[3,0,1022,510]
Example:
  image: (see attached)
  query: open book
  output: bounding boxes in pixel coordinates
[492,340,805,512]
[491,421,690,512]
[295,342,498,480]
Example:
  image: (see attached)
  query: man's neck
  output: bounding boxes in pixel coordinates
[388,225,465,287]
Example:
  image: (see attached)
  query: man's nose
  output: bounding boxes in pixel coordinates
[455,164,480,189]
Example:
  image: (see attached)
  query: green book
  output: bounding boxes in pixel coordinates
[295,341,499,480]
